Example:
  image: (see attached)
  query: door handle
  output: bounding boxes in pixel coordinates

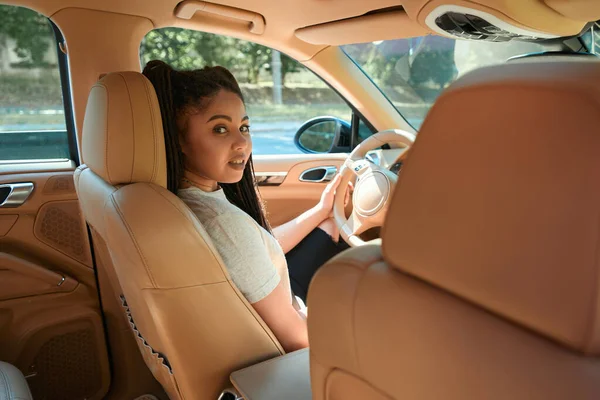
[299,166,337,183]
[0,182,34,208]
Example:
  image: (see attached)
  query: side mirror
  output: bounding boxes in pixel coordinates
[294,116,351,154]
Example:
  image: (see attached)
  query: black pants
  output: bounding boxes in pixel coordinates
[285,228,349,303]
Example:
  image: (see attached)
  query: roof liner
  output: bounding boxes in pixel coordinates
[3,0,599,58]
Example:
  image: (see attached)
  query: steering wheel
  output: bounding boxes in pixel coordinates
[334,129,415,247]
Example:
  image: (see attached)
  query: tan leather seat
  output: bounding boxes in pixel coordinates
[0,361,32,400]
[308,59,600,399]
[74,72,283,399]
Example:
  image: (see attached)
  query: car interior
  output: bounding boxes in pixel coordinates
[1,0,600,399]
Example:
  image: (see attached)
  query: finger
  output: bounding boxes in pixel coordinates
[327,173,342,191]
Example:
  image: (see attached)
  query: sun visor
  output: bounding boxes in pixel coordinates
[294,10,429,46]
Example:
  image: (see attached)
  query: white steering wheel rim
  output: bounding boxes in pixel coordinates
[334,129,415,247]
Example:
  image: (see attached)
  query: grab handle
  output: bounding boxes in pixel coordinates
[175,0,265,35]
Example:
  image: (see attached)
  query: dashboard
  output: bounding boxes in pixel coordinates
[389,161,403,175]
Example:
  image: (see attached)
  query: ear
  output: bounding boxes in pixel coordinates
[177,128,189,155]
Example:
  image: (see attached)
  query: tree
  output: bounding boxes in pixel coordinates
[140,28,205,70]
[139,28,304,87]
[0,5,55,68]
[263,51,302,86]
[237,41,270,84]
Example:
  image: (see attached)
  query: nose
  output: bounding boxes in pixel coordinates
[232,130,250,151]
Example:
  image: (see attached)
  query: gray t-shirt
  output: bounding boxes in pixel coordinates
[178,186,292,304]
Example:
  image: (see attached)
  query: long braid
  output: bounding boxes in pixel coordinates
[143,60,272,233]
[221,156,272,232]
[142,61,184,193]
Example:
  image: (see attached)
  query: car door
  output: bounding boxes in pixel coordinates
[0,6,112,399]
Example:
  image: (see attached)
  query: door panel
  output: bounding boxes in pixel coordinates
[254,154,347,227]
[0,168,110,400]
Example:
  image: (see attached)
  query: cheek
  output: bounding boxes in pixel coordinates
[183,134,211,158]
[182,135,228,175]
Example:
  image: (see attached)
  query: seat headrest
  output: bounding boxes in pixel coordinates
[82,72,167,187]
[382,59,600,355]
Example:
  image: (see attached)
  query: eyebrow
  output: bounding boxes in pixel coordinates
[207,114,250,123]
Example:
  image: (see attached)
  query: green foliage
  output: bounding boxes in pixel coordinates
[140,28,240,71]
[264,53,302,85]
[409,49,457,88]
[140,28,303,85]
[0,5,54,68]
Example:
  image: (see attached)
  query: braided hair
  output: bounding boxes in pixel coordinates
[142,60,272,232]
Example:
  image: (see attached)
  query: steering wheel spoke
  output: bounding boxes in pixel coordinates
[341,211,373,247]
[334,129,415,247]
[344,158,370,177]
[342,210,368,236]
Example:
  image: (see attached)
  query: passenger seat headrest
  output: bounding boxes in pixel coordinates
[382,59,600,355]
[82,72,167,187]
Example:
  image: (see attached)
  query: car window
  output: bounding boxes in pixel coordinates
[0,5,71,161]
[140,29,353,155]
[342,37,545,130]
[581,22,600,55]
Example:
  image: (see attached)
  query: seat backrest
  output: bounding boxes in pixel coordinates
[308,59,600,400]
[75,72,283,399]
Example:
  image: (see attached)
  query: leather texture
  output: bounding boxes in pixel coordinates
[88,227,168,399]
[0,362,32,400]
[308,60,600,399]
[81,71,167,187]
[75,72,283,399]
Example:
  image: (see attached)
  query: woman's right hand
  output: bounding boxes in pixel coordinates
[316,174,353,219]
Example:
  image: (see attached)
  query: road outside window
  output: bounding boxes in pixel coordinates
[0,5,69,161]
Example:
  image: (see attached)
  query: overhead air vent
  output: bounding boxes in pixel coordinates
[425,5,559,42]
[435,12,541,42]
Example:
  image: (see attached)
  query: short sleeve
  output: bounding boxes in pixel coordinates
[204,212,280,303]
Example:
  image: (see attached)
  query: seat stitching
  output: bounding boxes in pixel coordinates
[324,368,393,399]
[141,77,159,184]
[98,84,112,183]
[145,184,232,276]
[145,184,284,353]
[109,193,157,287]
[116,73,136,183]
[140,280,227,291]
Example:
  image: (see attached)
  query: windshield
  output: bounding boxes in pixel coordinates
[342,37,549,129]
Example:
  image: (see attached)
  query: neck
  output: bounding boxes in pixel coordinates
[181,170,219,192]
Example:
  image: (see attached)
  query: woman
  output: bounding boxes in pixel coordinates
[142,60,349,352]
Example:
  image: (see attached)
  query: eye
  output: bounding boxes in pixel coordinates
[213,125,228,134]
[240,125,251,135]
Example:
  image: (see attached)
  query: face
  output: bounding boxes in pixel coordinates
[180,90,252,189]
